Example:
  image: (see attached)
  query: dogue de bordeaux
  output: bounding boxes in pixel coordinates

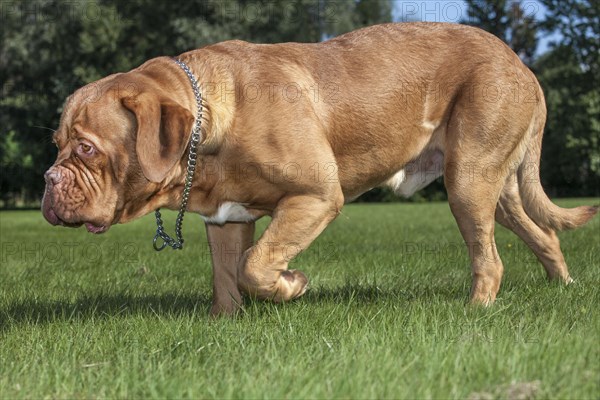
[42,23,598,315]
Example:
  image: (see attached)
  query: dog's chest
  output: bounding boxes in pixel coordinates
[200,202,256,225]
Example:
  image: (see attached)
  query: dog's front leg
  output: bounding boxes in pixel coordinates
[238,193,343,302]
[206,221,255,316]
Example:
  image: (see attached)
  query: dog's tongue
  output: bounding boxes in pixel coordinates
[85,223,107,234]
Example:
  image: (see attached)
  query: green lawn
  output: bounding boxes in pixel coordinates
[1,200,599,399]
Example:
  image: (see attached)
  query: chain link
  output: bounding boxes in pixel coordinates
[153,58,203,251]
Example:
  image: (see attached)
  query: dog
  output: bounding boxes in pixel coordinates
[42,22,598,315]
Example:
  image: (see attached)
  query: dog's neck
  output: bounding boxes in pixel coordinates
[135,56,230,217]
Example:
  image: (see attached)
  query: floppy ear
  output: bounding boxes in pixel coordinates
[122,93,194,183]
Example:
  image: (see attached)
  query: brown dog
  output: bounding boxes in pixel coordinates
[42,23,597,315]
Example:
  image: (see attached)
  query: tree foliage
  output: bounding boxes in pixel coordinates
[535,0,600,196]
[539,0,599,77]
[463,0,537,64]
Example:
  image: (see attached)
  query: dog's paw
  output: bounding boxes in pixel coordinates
[239,269,309,302]
[275,269,308,301]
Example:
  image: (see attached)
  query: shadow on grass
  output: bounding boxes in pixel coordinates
[304,281,467,304]
[0,283,467,330]
[0,292,213,331]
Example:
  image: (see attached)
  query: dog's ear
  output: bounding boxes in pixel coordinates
[122,93,194,183]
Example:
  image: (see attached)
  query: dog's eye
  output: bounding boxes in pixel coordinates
[78,143,94,155]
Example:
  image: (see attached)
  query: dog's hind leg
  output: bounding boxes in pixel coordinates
[445,161,507,305]
[443,90,531,305]
[495,178,572,282]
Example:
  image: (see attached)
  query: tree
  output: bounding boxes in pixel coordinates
[462,0,538,65]
[508,2,538,65]
[463,0,511,40]
[538,0,599,78]
[534,0,600,196]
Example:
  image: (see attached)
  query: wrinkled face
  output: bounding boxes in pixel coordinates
[42,72,194,234]
[42,79,137,233]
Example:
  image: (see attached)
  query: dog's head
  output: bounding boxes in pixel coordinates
[42,62,196,233]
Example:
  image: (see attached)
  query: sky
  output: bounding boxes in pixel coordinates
[391,0,561,55]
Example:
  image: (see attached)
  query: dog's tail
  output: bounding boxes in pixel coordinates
[517,99,598,231]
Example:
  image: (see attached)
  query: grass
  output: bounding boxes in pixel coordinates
[1,199,599,399]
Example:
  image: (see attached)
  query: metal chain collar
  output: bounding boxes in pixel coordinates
[153,58,203,251]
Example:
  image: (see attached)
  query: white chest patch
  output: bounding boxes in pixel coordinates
[201,202,256,225]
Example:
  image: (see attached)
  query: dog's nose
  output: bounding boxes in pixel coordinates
[44,169,62,185]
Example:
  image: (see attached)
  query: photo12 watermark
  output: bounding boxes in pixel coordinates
[1,241,139,265]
